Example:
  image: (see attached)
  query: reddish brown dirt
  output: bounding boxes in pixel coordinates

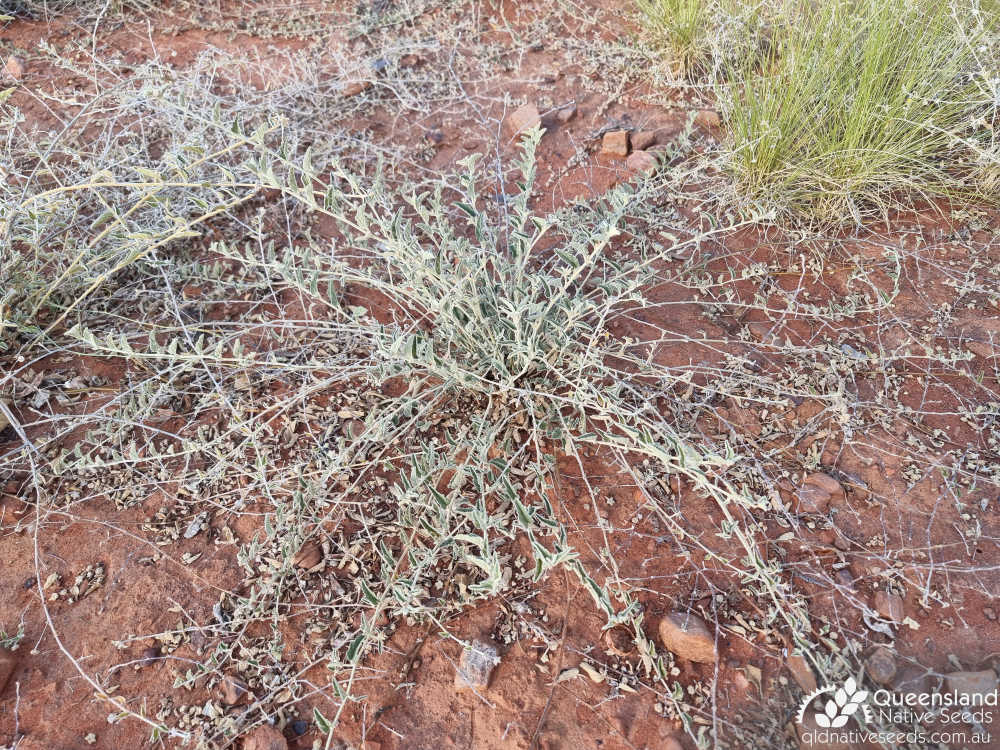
[2,2,1000,750]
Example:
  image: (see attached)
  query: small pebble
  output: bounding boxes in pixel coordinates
[506,103,541,137]
[455,640,498,691]
[2,56,24,81]
[139,646,161,666]
[555,103,577,123]
[601,130,629,158]
[866,647,897,685]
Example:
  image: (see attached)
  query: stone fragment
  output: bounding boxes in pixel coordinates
[653,125,681,145]
[748,321,779,345]
[694,109,721,129]
[139,646,161,666]
[602,625,635,657]
[873,590,903,623]
[3,56,24,81]
[797,711,850,750]
[506,104,541,136]
[626,150,658,175]
[891,665,932,701]
[0,650,16,694]
[631,131,656,151]
[658,611,717,664]
[968,340,995,358]
[555,103,577,123]
[455,640,498,690]
[865,647,896,685]
[342,419,365,439]
[342,80,371,97]
[601,130,629,158]
[795,473,845,513]
[244,724,287,750]
[786,653,817,693]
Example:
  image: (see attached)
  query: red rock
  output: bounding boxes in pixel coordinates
[556,103,577,123]
[694,109,721,129]
[631,131,656,150]
[506,104,541,137]
[658,611,717,664]
[834,568,855,589]
[601,130,629,158]
[0,650,16,694]
[342,80,371,97]
[139,645,161,666]
[786,653,817,693]
[866,647,896,685]
[892,664,932,699]
[626,150,658,175]
[873,590,903,623]
[838,470,870,501]
[653,125,682,144]
[968,339,995,358]
[244,724,287,750]
[794,473,844,513]
[795,485,830,513]
[3,56,24,81]
[455,640,498,690]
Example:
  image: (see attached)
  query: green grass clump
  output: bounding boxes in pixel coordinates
[722,0,997,220]
[637,0,711,75]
